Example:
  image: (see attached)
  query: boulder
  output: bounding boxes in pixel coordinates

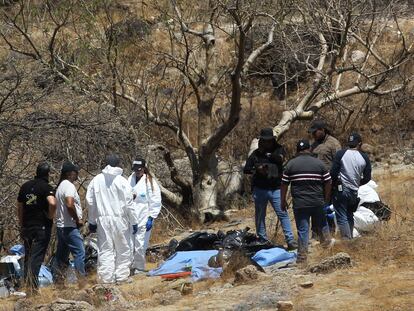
[309,252,352,274]
[351,50,366,63]
[234,265,259,284]
[277,300,294,311]
[36,299,94,311]
[361,143,375,155]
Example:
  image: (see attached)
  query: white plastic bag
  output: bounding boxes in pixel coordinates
[353,206,379,232]
[358,180,380,206]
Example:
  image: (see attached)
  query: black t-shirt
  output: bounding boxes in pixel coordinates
[17,177,55,228]
[243,141,286,190]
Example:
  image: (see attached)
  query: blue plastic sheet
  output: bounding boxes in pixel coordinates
[251,247,296,267]
[148,250,222,282]
[9,245,25,256]
[149,247,296,281]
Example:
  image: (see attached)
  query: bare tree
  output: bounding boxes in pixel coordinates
[1,0,412,224]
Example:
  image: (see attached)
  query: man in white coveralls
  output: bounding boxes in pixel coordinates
[86,154,138,284]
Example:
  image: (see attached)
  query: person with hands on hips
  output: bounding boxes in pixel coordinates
[128,158,162,275]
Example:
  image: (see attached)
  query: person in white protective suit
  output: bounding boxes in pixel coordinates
[128,158,162,274]
[86,154,138,284]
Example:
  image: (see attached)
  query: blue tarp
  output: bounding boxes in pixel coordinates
[9,245,24,256]
[149,247,296,281]
[148,250,222,282]
[252,247,296,267]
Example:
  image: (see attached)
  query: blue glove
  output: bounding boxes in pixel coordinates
[89,223,97,233]
[146,217,153,232]
[324,204,334,214]
[132,224,138,235]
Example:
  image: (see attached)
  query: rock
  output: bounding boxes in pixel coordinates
[86,284,130,308]
[361,143,375,155]
[223,283,234,289]
[309,252,352,274]
[351,50,365,63]
[299,281,314,288]
[277,300,294,311]
[234,265,259,284]
[152,279,193,295]
[153,290,182,306]
[36,299,94,311]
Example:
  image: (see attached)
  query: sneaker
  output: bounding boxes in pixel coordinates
[287,240,298,250]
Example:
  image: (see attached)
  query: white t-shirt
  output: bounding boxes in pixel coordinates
[56,180,82,228]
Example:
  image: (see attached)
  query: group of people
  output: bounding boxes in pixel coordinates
[244,120,371,263]
[17,155,161,293]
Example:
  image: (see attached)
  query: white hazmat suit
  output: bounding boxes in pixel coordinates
[86,165,138,283]
[128,172,162,271]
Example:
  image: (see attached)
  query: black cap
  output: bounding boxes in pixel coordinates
[308,120,327,133]
[259,128,275,140]
[132,158,146,170]
[296,139,311,152]
[61,161,79,174]
[348,132,362,147]
[106,154,120,167]
[36,162,50,178]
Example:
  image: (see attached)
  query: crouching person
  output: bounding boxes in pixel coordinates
[281,140,333,263]
[128,158,162,275]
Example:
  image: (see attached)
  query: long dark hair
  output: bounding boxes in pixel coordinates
[143,167,154,191]
[56,171,70,189]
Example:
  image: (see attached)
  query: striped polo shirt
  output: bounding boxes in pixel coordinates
[282,153,331,209]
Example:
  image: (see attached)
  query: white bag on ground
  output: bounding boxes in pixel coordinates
[353,206,379,232]
[358,180,380,206]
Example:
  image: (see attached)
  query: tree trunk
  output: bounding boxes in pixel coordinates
[193,154,219,222]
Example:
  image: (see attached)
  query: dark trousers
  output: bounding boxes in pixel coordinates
[333,187,359,239]
[293,206,330,261]
[21,226,51,290]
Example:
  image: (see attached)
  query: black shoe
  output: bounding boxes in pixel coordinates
[287,241,298,250]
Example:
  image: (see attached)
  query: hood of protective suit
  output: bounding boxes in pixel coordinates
[102,165,123,176]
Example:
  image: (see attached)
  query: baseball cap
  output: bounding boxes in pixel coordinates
[296,139,311,152]
[308,120,327,133]
[132,158,146,170]
[348,132,362,147]
[61,161,80,174]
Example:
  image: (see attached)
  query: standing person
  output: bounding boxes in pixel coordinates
[281,140,333,263]
[331,133,372,239]
[128,158,162,275]
[308,119,341,234]
[86,154,138,284]
[17,162,56,294]
[53,161,86,286]
[308,120,341,170]
[244,128,297,250]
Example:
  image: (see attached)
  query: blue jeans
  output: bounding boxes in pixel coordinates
[53,227,86,281]
[253,187,295,244]
[333,187,359,239]
[293,207,330,260]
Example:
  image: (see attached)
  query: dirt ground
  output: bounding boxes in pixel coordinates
[2,164,414,311]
